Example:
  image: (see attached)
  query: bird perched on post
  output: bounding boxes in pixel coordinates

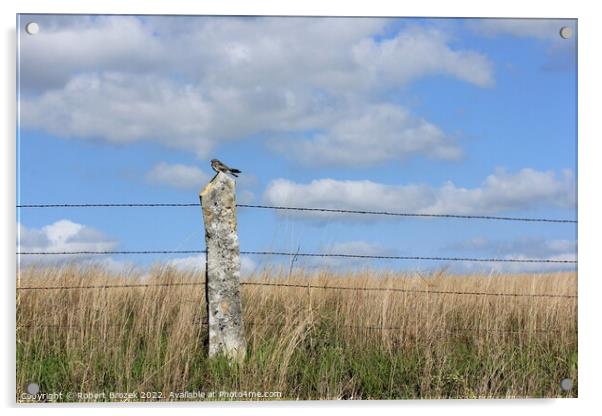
[211,159,241,177]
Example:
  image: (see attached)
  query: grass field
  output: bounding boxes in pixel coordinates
[16,264,577,401]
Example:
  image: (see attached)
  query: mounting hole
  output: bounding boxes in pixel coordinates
[25,22,39,35]
[559,26,572,39]
[26,382,40,395]
[560,378,573,391]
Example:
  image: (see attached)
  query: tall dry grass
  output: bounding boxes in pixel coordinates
[16,263,577,401]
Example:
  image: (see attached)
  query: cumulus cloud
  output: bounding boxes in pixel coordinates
[20,16,493,161]
[21,73,215,156]
[167,254,206,271]
[446,236,577,273]
[469,18,576,41]
[272,104,462,166]
[263,168,575,220]
[325,240,389,256]
[351,26,493,87]
[468,18,576,72]
[238,190,256,204]
[146,162,210,190]
[144,161,255,201]
[19,16,165,92]
[18,219,117,265]
[301,240,393,270]
[447,236,576,258]
[167,254,257,277]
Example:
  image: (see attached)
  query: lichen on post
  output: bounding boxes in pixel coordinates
[199,172,247,363]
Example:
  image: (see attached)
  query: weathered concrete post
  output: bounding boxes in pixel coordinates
[200,172,247,363]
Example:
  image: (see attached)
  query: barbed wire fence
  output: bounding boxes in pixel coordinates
[16,249,576,264]
[17,202,577,223]
[16,280,576,298]
[16,200,578,334]
[16,202,577,262]
[16,321,571,335]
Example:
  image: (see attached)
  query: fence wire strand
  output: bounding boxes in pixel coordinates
[16,201,577,342]
[16,202,577,224]
[16,321,568,334]
[16,280,576,299]
[16,249,577,264]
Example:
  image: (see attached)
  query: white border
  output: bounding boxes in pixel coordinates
[2,1,600,415]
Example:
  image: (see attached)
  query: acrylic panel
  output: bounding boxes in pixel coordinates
[16,14,577,402]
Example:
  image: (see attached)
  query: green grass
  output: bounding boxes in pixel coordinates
[16,265,578,401]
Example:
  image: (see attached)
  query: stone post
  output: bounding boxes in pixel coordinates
[199,172,246,363]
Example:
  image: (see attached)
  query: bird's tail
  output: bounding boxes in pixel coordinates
[230,168,241,177]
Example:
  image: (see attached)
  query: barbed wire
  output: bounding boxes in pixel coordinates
[16,249,577,264]
[332,325,567,333]
[16,320,568,334]
[237,204,577,224]
[240,250,577,264]
[17,203,199,208]
[16,202,577,224]
[16,280,577,299]
[17,250,205,256]
[240,281,577,299]
[17,323,128,329]
[16,200,577,347]
[17,282,205,290]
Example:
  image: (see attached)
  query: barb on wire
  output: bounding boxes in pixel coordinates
[16,202,577,224]
[17,250,206,256]
[239,250,577,264]
[333,325,565,333]
[17,323,127,329]
[239,281,577,299]
[17,282,206,290]
[16,203,200,208]
[237,204,577,224]
[16,249,577,264]
[16,280,577,299]
[17,320,567,334]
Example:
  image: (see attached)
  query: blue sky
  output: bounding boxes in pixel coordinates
[16,15,577,275]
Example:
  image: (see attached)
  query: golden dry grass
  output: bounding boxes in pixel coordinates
[16,263,577,401]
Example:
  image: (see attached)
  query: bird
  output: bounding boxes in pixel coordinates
[210,159,241,177]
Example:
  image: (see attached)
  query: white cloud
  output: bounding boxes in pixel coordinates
[21,73,215,156]
[263,168,575,220]
[241,256,258,276]
[351,26,493,87]
[145,162,255,201]
[168,254,205,271]
[18,220,117,265]
[167,254,257,276]
[301,240,392,270]
[91,257,138,275]
[448,236,576,257]
[238,190,256,204]
[146,162,210,190]
[447,236,577,273]
[19,16,165,92]
[325,240,389,256]
[470,18,576,41]
[468,19,576,73]
[21,16,494,161]
[272,104,462,167]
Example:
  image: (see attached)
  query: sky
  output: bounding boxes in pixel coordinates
[16,15,577,276]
